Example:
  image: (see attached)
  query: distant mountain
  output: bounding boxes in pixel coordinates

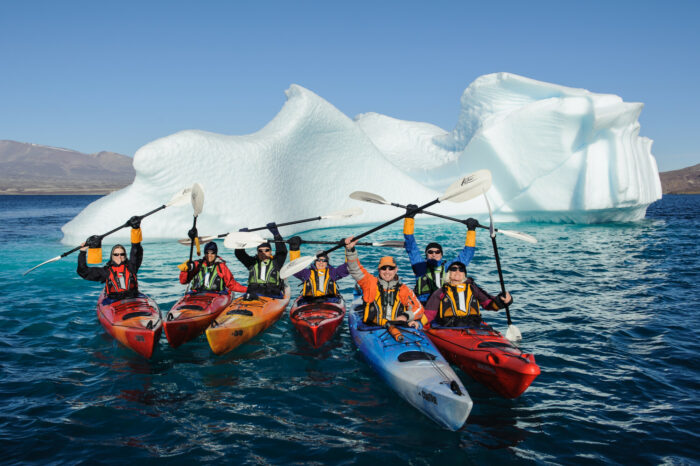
[0,140,135,194]
[660,163,700,194]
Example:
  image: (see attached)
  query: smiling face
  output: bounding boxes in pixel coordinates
[111,247,126,265]
[447,263,466,284]
[204,250,217,263]
[257,246,272,260]
[379,265,397,282]
[426,248,442,262]
[315,256,328,270]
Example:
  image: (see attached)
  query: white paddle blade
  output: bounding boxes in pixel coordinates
[440,169,492,203]
[280,255,315,279]
[166,186,195,207]
[190,182,205,216]
[23,255,62,275]
[499,229,538,244]
[322,207,363,219]
[349,191,389,205]
[373,240,405,247]
[506,324,522,342]
[178,235,217,246]
[223,232,267,249]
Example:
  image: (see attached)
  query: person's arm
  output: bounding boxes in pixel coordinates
[218,263,247,294]
[235,248,256,269]
[403,205,427,275]
[470,279,512,311]
[423,289,443,324]
[398,285,425,326]
[330,262,350,281]
[178,259,199,284]
[268,223,287,269]
[129,242,143,273]
[77,250,108,282]
[450,218,478,268]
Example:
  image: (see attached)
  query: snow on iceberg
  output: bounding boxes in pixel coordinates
[62,73,661,243]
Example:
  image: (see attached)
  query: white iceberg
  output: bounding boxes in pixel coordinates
[62,72,661,243]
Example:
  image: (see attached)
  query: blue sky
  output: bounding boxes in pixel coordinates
[1,0,697,171]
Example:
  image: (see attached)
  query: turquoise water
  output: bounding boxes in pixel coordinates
[1,195,698,464]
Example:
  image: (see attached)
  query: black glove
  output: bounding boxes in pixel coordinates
[288,236,302,251]
[85,235,102,249]
[465,218,479,231]
[405,204,419,219]
[267,222,280,237]
[238,227,249,232]
[127,216,141,229]
[187,260,195,272]
[187,227,198,240]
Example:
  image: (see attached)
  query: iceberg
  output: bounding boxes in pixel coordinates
[62,72,661,243]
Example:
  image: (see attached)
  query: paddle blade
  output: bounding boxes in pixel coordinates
[506,324,522,342]
[499,229,538,244]
[349,191,389,205]
[166,186,196,207]
[178,235,217,246]
[322,207,363,219]
[372,240,405,247]
[190,182,205,216]
[280,255,315,279]
[23,256,62,275]
[439,169,492,203]
[223,232,267,249]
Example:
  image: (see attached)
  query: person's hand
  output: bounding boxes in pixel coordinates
[80,242,88,252]
[85,235,101,249]
[408,320,419,329]
[405,204,419,219]
[187,227,198,240]
[267,222,280,237]
[178,260,194,272]
[344,236,358,251]
[288,236,302,251]
[498,291,512,306]
[465,218,479,231]
[127,216,141,229]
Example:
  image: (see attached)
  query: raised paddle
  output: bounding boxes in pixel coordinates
[280,169,493,279]
[178,207,363,245]
[212,233,404,249]
[186,183,205,262]
[23,185,195,275]
[349,191,537,244]
[484,193,522,342]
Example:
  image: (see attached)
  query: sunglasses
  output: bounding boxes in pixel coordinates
[427,249,442,255]
[205,251,216,255]
[316,258,328,263]
[258,248,271,253]
[112,253,126,257]
[448,266,466,272]
[379,265,396,271]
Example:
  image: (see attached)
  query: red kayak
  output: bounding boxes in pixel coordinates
[289,295,345,348]
[96,292,162,358]
[425,321,540,398]
[164,291,232,348]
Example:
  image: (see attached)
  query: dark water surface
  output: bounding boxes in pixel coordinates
[0,195,698,464]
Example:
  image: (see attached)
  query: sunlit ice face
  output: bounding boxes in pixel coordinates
[112,248,126,265]
[379,265,397,282]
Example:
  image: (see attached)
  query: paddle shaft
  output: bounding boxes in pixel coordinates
[188,215,199,262]
[212,215,324,239]
[320,198,441,256]
[269,239,401,247]
[490,233,513,326]
[394,201,494,233]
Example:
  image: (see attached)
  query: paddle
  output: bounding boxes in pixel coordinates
[23,186,195,275]
[279,169,493,279]
[349,191,537,244]
[178,207,363,245]
[209,233,404,249]
[186,183,205,262]
[484,193,522,342]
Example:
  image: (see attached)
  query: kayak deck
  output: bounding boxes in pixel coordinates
[164,290,232,348]
[289,295,345,348]
[96,293,162,358]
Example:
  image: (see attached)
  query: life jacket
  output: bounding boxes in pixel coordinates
[438,283,480,319]
[248,259,281,287]
[105,262,138,298]
[191,261,224,292]
[302,268,338,297]
[364,282,405,326]
[415,263,445,297]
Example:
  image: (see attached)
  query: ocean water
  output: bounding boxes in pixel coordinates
[0,194,698,465]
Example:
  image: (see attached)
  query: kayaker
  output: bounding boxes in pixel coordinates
[178,241,247,295]
[403,204,479,304]
[424,261,512,327]
[77,217,143,300]
[344,237,424,329]
[235,223,288,298]
[287,236,349,297]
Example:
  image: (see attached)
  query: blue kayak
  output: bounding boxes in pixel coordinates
[349,293,473,430]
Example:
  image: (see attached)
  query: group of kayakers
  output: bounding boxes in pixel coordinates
[78,208,512,330]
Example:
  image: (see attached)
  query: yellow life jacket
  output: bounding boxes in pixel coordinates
[364,283,404,326]
[439,283,480,319]
[302,269,338,297]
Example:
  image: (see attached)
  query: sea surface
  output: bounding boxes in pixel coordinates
[0,194,698,465]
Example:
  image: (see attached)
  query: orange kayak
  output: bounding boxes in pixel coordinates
[205,287,290,355]
[164,291,232,348]
[96,292,162,358]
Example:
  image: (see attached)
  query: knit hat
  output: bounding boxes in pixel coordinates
[204,241,218,255]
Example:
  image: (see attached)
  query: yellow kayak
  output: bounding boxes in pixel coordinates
[206,287,291,355]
